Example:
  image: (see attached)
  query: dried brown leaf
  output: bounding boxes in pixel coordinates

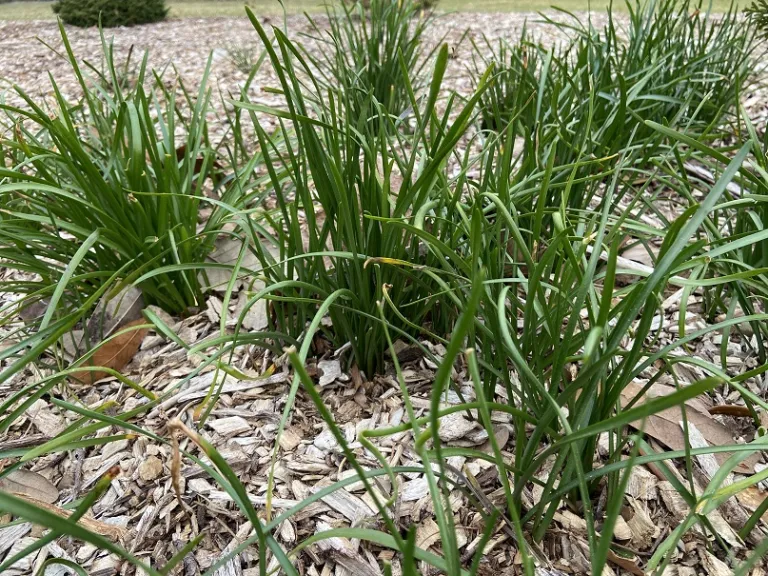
[70,319,148,384]
[606,550,644,576]
[0,469,59,503]
[621,382,759,474]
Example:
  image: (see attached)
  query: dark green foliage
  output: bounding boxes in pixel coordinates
[239,10,480,375]
[3,0,768,574]
[746,0,768,38]
[615,0,753,132]
[471,29,541,133]
[699,118,768,360]
[343,0,439,10]
[52,0,167,28]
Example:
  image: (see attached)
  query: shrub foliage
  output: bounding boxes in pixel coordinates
[747,0,768,37]
[52,0,168,27]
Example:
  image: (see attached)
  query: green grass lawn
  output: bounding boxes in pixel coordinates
[0,0,743,20]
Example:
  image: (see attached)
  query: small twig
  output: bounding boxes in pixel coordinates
[9,493,126,542]
[168,417,203,530]
[70,447,86,502]
[0,434,51,452]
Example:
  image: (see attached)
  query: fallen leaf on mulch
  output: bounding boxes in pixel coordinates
[0,469,58,503]
[203,236,262,293]
[621,382,760,474]
[71,319,148,384]
[175,143,224,177]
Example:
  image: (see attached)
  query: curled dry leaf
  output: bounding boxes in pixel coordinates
[70,319,148,384]
[606,550,645,576]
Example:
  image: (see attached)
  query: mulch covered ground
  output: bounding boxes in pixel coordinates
[1,11,768,576]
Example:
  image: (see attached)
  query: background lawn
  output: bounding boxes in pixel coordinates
[0,0,744,19]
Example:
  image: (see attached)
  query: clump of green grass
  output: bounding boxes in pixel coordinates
[232,6,490,376]
[615,0,753,132]
[0,25,268,318]
[474,0,756,159]
[83,43,139,93]
[301,0,438,122]
[470,28,544,133]
[359,89,768,561]
[660,114,768,362]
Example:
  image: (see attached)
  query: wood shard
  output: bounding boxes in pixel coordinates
[625,465,658,501]
[207,416,252,437]
[318,488,374,523]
